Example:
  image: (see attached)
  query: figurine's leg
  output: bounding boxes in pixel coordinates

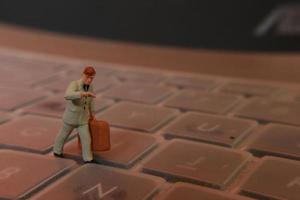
[77,124,93,161]
[53,123,74,154]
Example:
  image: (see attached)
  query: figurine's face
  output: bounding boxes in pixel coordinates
[82,74,95,85]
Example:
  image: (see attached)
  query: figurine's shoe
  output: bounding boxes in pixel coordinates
[84,159,97,164]
[53,152,64,158]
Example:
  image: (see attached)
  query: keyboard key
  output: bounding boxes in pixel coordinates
[0,111,9,124]
[31,164,164,200]
[271,89,299,102]
[24,95,114,118]
[0,60,62,87]
[0,54,65,71]
[41,78,76,94]
[23,95,66,118]
[0,87,44,110]
[92,65,115,76]
[164,75,217,90]
[97,102,179,132]
[239,156,300,200]
[0,150,75,200]
[247,124,300,160]
[164,90,241,114]
[0,67,35,88]
[0,115,62,153]
[103,83,174,104]
[113,70,165,83]
[163,112,257,147]
[155,182,253,200]
[219,82,279,97]
[235,98,300,126]
[143,139,251,189]
[64,128,158,168]
[42,71,116,93]
[0,54,64,70]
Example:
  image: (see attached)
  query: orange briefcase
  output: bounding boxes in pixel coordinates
[78,118,111,151]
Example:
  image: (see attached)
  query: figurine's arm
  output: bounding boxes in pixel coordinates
[64,81,81,100]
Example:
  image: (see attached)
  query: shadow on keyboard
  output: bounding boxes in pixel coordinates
[0,48,299,200]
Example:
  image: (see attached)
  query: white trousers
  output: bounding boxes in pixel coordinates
[53,122,93,161]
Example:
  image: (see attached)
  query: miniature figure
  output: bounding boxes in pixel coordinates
[53,66,96,163]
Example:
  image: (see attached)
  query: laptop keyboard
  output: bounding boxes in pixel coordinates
[0,49,299,199]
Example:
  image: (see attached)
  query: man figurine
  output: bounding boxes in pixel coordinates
[53,66,96,163]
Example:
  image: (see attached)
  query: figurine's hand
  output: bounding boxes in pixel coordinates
[82,92,96,98]
[87,92,96,98]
